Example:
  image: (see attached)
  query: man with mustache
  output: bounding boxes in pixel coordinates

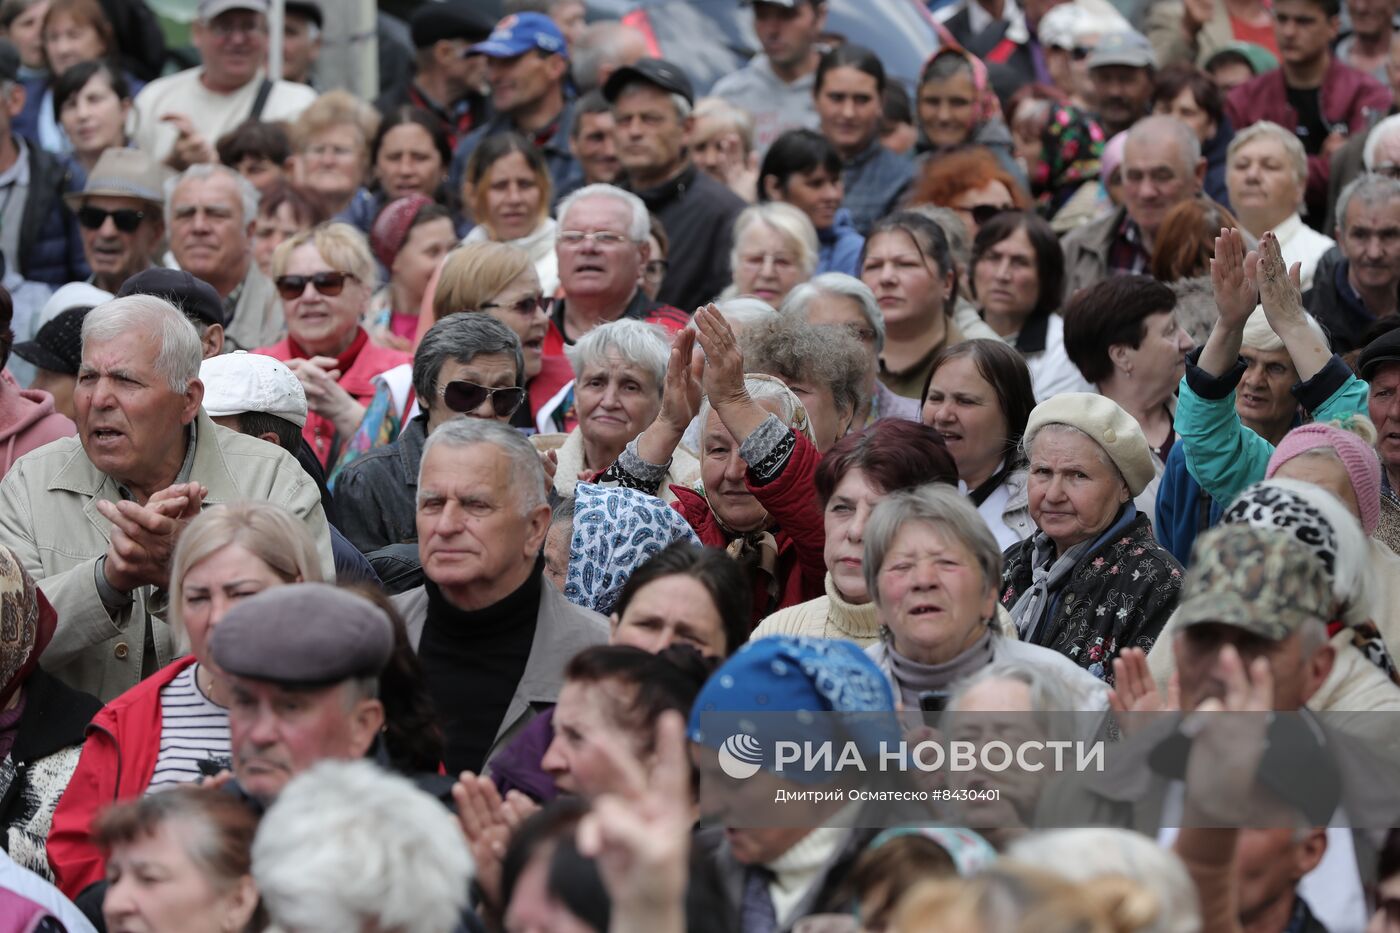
[1306,174,1400,352]
[1087,30,1158,136]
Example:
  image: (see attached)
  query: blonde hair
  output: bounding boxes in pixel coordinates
[731,202,820,280]
[271,222,378,292]
[432,241,535,321]
[168,503,324,650]
[292,89,380,173]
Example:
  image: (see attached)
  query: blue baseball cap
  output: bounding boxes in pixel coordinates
[470,12,568,60]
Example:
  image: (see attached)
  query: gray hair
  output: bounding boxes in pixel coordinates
[1364,113,1400,171]
[715,297,778,329]
[564,318,669,390]
[419,418,547,514]
[412,314,524,405]
[863,485,1003,605]
[1020,422,1121,488]
[1335,173,1400,235]
[696,374,801,438]
[949,658,1091,715]
[694,96,755,153]
[572,22,640,93]
[731,202,820,280]
[1127,114,1202,175]
[556,183,650,242]
[741,315,870,423]
[907,204,971,273]
[782,272,886,354]
[82,295,202,393]
[165,163,261,228]
[252,760,473,933]
[1227,120,1307,189]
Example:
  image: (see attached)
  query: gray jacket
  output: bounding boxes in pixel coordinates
[1059,205,1125,301]
[392,576,609,767]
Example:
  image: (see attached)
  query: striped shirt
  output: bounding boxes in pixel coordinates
[147,664,231,791]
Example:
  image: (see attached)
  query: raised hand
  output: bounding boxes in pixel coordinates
[160,113,215,170]
[1210,227,1258,331]
[658,327,704,433]
[693,304,747,409]
[1108,648,1179,734]
[452,772,539,914]
[1181,645,1274,826]
[1251,231,1305,330]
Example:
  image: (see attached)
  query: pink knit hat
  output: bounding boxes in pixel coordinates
[370,194,434,270]
[1265,421,1382,535]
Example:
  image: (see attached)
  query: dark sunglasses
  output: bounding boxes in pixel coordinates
[480,294,552,317]
[969,204,1013,226]
[275,271,357,300]
[440,380,526,418]
[77,206,146,232]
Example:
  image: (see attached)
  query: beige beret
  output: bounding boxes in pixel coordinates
[1024,393,1156,496]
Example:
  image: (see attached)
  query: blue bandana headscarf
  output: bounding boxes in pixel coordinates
[564,482,701,615]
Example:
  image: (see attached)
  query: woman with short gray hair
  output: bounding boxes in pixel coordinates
[862,485,1106,710]
[723,202,819,307]
[1226,121,1334,291]
[534,319,698,500]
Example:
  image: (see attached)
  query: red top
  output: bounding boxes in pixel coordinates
[1229,14,1279,56]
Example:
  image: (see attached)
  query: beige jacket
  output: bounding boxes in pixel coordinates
[0,411,334,702]
[225,264,286,352]
[1145,0,1236,69]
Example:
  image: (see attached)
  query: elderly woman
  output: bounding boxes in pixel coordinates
[256,222,413,467]
[366,196,457,350]
[783,272,917,426]
[913,49,1020,182]
[740,312,868,451]
[909,147,1030,242]
[923,339,1038,550]
[52,58,130,181]
[47,503,322,899]
[861,211,998,401]
[759,128,864,277]
[1001,394,1183,681]
[969,211,1090,401]
[602,305,826,623]
[1062,275,1195,519]
[753,420,957,646]
[461,133,559,295]
[863,484,1107,706]
[1226,122,1335,291]
[723,202,818,307]
[98,787,261,933]
[534,319,695,500]
[291,89,382,231]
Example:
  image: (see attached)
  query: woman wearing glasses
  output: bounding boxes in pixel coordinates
[908,147,1029,242]
[254,222,412,468]
[460,132,560,296]
[968,211,1091,402]
[289,90,382,232]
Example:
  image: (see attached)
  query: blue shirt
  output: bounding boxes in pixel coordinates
[841,139,913,237]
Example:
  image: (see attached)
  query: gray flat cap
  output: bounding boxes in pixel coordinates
[210,584,394,686]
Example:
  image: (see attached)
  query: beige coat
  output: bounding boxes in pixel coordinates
[0,411,334,702]
[225,264,286,352]
[1145,0,1236,69]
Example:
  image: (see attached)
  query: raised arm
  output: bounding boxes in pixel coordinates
[1252,230,1329,382]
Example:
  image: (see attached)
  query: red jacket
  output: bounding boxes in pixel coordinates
[254,332,412,467]
[668,430,827,625]
[47,656,197,898]
[1225,57,1389,215]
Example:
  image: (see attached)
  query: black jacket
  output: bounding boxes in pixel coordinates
[335,414,427,554]
[631,163,746,313]
[20,145,88,287]
[1304,245,1396,354]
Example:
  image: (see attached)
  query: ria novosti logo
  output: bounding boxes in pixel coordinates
[718,733,764,780]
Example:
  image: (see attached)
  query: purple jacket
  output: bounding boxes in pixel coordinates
[489,707,559,803]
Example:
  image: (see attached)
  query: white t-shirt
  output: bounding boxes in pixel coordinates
[132,68,316,165]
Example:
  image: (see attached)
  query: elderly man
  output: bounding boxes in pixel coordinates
[392,419,607,774]
[1307,174,1400,351]
[132,0,316,169]
[210,584,394,807]
[1088,30,1158,136]
[167,164,283,351]
[1359,333,1400,533]
[117,268,226,359]
[336,314,525,554]
[605,59,746,312]
[1062,115,1206,296]
[711,0,826,151]
[64,149,165,294]
[1323,42,1400,230]
[374,1,494,150]
[449,12,579,198]
[0,296,332,702]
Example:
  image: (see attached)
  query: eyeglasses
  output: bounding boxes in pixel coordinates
[207,17,267,39]
[480,294,552,317]
[78,206,146,232]
[557,230,632,248]
[1374,163,1400,180]
[968,204,1014,226]
[439,380,527,418]
[275,271,357,300]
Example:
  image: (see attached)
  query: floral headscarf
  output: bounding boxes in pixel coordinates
[0,545,55,709]
[1032,105,1105,212]
[564,483,701,615]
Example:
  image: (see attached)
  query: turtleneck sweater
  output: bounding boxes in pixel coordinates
[419,558,543,773]
[751,573,884,646]
[883,629,996,710]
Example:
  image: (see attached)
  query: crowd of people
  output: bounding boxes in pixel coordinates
[2,0,1400,929]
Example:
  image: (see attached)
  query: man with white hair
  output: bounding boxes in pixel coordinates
[1062,114,1207,296]
[1307,173,1400,351]
[0,296,333,702]
[167,164,283,352]
[393,418,608,774]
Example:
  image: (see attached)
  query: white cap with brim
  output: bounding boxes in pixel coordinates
[200,351,308,428]
[1023,392,1156,497]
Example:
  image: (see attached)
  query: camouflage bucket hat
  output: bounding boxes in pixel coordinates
[1176,524,1334,640]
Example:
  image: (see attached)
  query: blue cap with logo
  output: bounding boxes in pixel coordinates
[471,12,568,60]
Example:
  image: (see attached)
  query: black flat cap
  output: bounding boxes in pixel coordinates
[603,58,695,107]
[12,306,92,375]
[117,268,226,329]
[210,584,394,687]
[1359,328,1400,380]
[285,0,322,27]
[410,1,496,49]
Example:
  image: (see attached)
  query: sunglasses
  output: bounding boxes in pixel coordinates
[480,294,552,317]
[969,204,1014,226]
[440,380,526,418]
[275,271,357,301]
[77,206,146,232]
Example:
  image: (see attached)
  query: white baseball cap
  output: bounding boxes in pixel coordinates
[200,351,308,428]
